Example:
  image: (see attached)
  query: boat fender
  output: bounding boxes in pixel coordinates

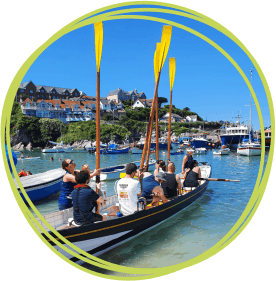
[117,212,123,217]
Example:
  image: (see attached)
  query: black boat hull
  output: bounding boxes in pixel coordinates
[45,176,209,264]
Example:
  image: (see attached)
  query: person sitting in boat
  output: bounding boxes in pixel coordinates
[26,171,32,176]
[160,162,181,198]
[114,163,143,216]
[153,160,166,179]
[183,160,201,188]
[81,164,104,197]
[18,168,27,177]
[71,170,106,225]
[58,159,100,211]
[138,171,168,204]
[181,148,194,174]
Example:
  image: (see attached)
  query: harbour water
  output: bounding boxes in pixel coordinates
[13,145,269,274]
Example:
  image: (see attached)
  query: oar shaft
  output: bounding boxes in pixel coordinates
[155,91,159,161]
[140,72,161,170]
[198,178,241,182]
[167,89,173,166]
[96,71,101,183]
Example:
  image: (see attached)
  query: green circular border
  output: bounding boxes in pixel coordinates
[1,1,274,279]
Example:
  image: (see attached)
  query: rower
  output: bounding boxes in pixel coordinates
[181,148,194,174]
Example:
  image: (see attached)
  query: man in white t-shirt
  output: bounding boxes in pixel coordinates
[114,163,143,216]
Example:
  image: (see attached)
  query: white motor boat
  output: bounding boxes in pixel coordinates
[213,146,230,155]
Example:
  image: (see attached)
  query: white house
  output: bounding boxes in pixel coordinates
[132,99,153,109]
[185,115,198,122]
[162,112,183,122]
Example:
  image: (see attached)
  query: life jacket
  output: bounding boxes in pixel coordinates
[18,171,27,177]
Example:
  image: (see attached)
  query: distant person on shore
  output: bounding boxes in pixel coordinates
[20,152,24,159]
[49,157,53,161]
[183,160,201,188]
[58,159,100,211]
[59,158,62,162]
[71,170,106,225]
[181,148,194,174]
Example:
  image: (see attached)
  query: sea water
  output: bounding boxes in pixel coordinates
[12,146,269,272]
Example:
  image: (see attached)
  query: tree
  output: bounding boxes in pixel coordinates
[157,97,168,108]
[183,107,190,111]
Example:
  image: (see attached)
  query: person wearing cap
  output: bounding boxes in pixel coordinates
[160,162,181,198]
[114,163,143,216]
[181,148,194,174]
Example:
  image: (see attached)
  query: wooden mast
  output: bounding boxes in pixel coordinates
[155,91,159,161]
[141,26,172,171]
[167,58,176,166]
[94,22,103,184]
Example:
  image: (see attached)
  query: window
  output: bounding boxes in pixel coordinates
[37,95,40,98]
[30,90,33,94]
[20,89,24,93]
[75,93,78,96]
[41,89,44,93]
[30,96,33,99]
[53,90,56,94]
[53,96,56,99]
[42,95,44,98]
[66,93,68,95]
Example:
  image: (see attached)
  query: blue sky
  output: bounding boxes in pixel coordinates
[22,16,270,129]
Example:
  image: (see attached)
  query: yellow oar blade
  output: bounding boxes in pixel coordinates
[120,173,137,178]
[160,26,172,70]
[94,22,103,72]
[169,57,176,90]
[154,43,161,82]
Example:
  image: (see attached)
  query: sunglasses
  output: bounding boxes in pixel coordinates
[69,160,74,164]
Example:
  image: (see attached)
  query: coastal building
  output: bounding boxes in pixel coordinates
[20,98,96,123]
[17,81,82,101]
[185,115,198,122]
[107,88,146,103]
[131,99,153,109]
[161,113,183,122]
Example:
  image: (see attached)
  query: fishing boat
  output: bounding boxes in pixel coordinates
[100,159,156,181]
[220,114,250,148]
[213,146,230,155]
[190,134,217,149]
[37,163,211,264]
[15,168,65,203]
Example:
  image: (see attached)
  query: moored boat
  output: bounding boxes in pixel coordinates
[213,146,230,155]
[237,139,261,156]
[38,163,211,264]
[15,168,65,202]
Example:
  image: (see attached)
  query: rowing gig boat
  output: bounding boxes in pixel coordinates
[37,163,211,264]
